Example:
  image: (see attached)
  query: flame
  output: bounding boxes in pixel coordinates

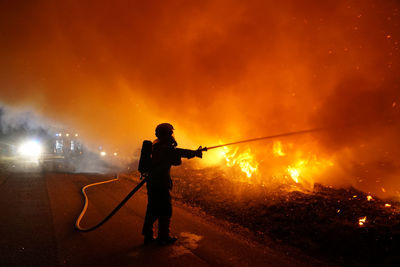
[287,160,306,183]
[273,141,285,157]
[385,203,391,208]
[367,195,373,201]
[358,216,367,226]
[222,147,258,178]
[218,140,334,188]
[272,141,335,187]
[285,157,333,186]
[287,167,300,183]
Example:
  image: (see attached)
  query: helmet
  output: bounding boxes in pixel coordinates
[155,123,174,139]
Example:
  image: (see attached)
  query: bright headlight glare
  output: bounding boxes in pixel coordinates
[18,140,42,157]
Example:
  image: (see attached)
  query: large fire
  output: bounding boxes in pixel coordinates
[218,140,335,190]
[221,147,258,178]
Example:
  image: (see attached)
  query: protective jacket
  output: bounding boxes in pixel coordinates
[147,139,181,190]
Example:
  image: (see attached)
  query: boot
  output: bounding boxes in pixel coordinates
[142,213,157,245]
[157,216,177,245]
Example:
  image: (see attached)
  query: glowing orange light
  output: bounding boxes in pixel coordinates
[358,216,367,226]
[385,203,391,208]
[273,141,285,157]
[367,195,373,201]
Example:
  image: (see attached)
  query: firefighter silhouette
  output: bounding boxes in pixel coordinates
[142,123,202,245]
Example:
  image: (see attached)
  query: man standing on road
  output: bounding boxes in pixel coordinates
[142,123,202,245]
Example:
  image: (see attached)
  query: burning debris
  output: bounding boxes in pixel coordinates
[170,164,400,265]
[207,137,336,192]
[221,146,258,178]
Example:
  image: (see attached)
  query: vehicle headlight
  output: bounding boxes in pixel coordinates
[18,140,42,158]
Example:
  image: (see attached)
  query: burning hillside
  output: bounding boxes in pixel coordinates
[170,163,400,265]
[1,0,400,263]
[169,134,400,264]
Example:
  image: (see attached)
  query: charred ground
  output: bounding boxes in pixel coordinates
[171,164,400,266]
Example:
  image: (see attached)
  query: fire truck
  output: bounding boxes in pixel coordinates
[0,129,85,172]
[39,132,84,171]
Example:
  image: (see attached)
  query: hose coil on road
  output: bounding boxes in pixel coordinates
[75,174,147,232]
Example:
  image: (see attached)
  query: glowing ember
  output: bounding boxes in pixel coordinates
[385,203,391,208]
[358,216,367,226]
[273,141,285,157]
[382,188,387,193]
[222,147,258,178]
[367,195,373,201]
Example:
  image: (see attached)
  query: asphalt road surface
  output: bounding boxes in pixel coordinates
[0,171,322,266]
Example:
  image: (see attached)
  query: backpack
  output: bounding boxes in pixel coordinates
[138,140,153,175]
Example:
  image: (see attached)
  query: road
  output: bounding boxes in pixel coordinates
[0,171,322,266]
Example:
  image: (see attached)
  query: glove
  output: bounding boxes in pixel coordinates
[176,147,203,159]
[195,146,203,158]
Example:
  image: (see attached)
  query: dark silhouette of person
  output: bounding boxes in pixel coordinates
[142,123,202,245]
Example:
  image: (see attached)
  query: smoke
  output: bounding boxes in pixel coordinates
[314,76,400,149]
[313,76,400,196]
[0,106,53,139]
[0,106,121,173]
[0,1,399,194]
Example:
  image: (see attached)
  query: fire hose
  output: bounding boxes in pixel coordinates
[75,175,148,232]
[201,127,324,151]
[75,127,323,232]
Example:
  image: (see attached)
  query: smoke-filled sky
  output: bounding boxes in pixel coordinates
[1,0,399,194]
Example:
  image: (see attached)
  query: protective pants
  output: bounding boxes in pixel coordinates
[142,185,172,239]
